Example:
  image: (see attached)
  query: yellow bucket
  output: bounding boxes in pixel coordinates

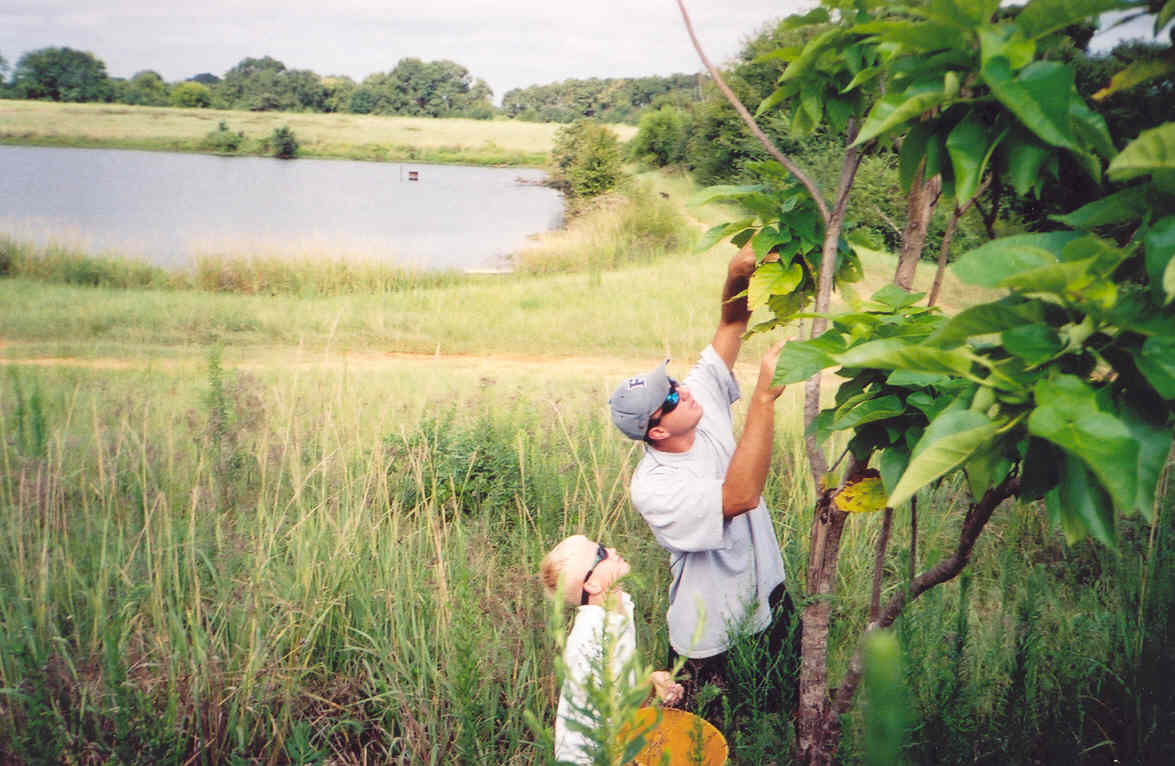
[621,707,728,765]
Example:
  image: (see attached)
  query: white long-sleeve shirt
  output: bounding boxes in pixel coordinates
[554,592,637,765]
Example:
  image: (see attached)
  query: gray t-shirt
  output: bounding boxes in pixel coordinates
[631,345,786,658]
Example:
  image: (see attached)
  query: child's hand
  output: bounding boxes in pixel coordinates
[651,670,684,706]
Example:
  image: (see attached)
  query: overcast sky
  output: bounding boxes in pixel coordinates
[0,2,1166,100]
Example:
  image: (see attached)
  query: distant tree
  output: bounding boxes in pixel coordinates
[190,72,220,85]
[0,52,8,82]
[170,81,212,108]
[630,104,689,166]
[321,75,355,113]
[550,119,624,198]
[12,47,111,102]
[502,74,701,124]
[348,58,484,117]
[115,70,169,106]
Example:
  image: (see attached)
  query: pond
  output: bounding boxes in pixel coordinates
[0,145,564,271]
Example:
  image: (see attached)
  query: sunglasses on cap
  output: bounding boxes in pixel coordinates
[647,379,680,431]
[580,543,608,606]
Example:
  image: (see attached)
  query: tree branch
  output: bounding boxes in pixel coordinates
[674,0,830,225]
[830,473,1021,717]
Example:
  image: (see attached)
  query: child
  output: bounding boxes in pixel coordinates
[539,534,683,765]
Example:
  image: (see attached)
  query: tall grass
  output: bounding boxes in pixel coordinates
[1,358,1171,764]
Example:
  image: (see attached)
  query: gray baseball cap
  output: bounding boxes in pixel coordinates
[608,360,672,440]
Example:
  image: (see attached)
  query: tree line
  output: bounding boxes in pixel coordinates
[0,46,700,123]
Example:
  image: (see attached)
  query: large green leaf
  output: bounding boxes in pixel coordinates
[834,338,977,376]
[1001,324,1064,365]
[879,447,910,496]
[978,25,1037,70]
[852,79,951,147]
[1015,0,1136,41]
[855,19,968,51]
[1001,133,1051,197]
[871,283,927,311]
[947,111,1004,203]
[773,332,848,385]
[965,442,1014,501]
[694,219,755,253]
[889,410,1003,507]
[899,122,934,192]
[926,296,1048,347]
[1121,404,1174,522]
[1028,376,1139,511]
[1068,97,1115,161]
[951,232,1082,286]
[1136,336,1175,399]
[1108,123,1175,182]
[982,57,1079,152]
[748,261,804,311]
[1045,452,1116,546]
[1145,216,1175,291]
[780,27,846,83]
[1052,185,1150,229]
[1166,256,1175,305]
[833,395,907,430]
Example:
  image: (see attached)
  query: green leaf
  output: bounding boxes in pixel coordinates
[1028,376,1139,511]
[781,28,846,83]
[965,443,1013,501]
[1158,0,1175,33]
[871,283,926,311]
[1015,0,1136,41]
[899,122,934,192]
[773,332,848,386]
[1108,123,1175,182]
[748,261,804,311]
[1136,336,1175,399]
[889,410,1003,508]
[982,57,1079,152]
[926,296,1048,347]
[947,110,1004,203]
[1166,256,1175,305]
[1000,132,1052,197]
[952,232,1082,286]
[852,79,951,147]
[978,25,1036,70]
[1121,405,1173,521]
[841,65,882,94]
[834,338,977,377]
[1001,324,1064,365]
[1045,452,1116,547]
[857,19,968,51]
[833,395,906,429]
[750,227,788,261]
[1052,185,1150,229]
[693,219,755,254]
[879,448,910,496]
[1092,55,1175,101]
[889,370,955,388]
[1145,216,1175,292]
[756,83,792,118]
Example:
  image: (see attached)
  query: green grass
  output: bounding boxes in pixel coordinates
[0,100,636,168]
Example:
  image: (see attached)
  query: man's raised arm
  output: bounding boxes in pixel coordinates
[712,242,756,371]
[722,340,786,517]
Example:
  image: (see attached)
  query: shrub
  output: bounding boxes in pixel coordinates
[201,120,244,153]
[169,81,211,108]
[269,125,299,159]
[630,105,689,167]
[550,119,624,198]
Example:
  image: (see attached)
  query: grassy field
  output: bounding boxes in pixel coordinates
[1,164,1172,764]
[0,100,636,167]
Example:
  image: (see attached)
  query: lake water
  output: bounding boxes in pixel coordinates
[0,145,564,271]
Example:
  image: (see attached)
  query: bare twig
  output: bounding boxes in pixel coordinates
[928,174,992,306]
[674,0,830,225]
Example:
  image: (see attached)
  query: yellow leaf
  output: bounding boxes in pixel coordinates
[835,474,887,513]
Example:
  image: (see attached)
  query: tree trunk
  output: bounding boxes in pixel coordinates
[894,171,941,291]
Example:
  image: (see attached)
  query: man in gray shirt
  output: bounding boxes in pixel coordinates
[608,244,798,712]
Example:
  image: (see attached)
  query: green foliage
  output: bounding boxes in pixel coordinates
[269,124,299,159]
[201,120,245,153]
[502,74,700,124]
[216,55,325,112]
[169,80,211,108]
[12,46,111,102]
[113,70,169,106]
[630,104,690,167]
[348,58,492,118]
[862,630,909,766]
[550,120,624,198]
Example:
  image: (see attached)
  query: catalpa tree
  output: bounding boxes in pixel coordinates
[677,0,1174,763]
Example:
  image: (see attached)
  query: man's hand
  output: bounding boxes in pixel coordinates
[650,670,684,706]
[754,339,788,401]
[728,241,757,280]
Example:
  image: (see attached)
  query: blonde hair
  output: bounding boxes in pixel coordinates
[539,534,588,606]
